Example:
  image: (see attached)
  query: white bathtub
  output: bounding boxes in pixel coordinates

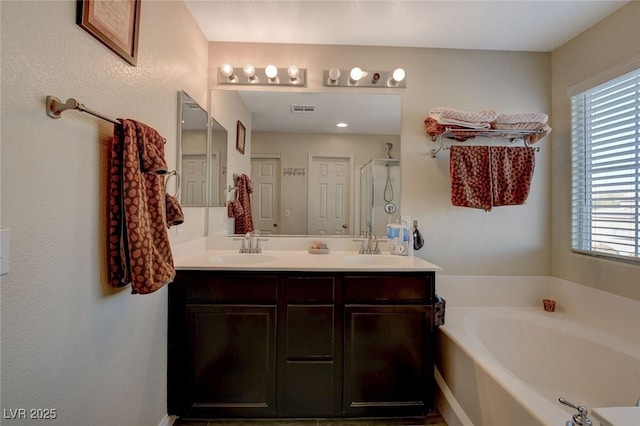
[436,306,640,425]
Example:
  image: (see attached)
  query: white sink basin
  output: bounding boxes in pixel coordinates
[343,254,412,265]
[207,253,279,265]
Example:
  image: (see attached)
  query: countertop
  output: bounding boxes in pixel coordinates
[175,249,442,272]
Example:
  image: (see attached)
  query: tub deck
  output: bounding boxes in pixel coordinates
[436,306,640,426]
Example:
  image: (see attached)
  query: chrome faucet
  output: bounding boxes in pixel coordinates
[253,237,267,253]
[237,231,267,253]
[245,232,254,252]
[365,232,376,254]
[559,397,592,426]
[233,236,249,253]
[233,231,264,253]
[352,231,384,254]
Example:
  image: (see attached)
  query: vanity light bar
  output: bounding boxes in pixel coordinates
[323,68,406,88]
[218,64,307,87]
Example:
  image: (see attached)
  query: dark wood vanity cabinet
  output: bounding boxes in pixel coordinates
[280,275,341,417]
[342,275,434,417]
[168,270,435,419]
[168,272,278,418]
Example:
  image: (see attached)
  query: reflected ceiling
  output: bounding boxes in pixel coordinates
[239,92,401,135]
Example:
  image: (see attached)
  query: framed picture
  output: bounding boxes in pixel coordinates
[77,0,141,66]
[236,120,246,154]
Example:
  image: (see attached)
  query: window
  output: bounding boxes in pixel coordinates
[571,68,640,263]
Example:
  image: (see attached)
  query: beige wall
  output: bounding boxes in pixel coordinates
[551,1,640,302]
[2,3,636,424]
[0,1,208,425]
[209,42,551,275]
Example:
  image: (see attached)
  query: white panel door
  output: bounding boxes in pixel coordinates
[251,157,280,235]
[308,156,351,235]
[181,155,207,206]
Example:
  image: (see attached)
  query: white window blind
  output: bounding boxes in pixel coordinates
[571,68,640,263]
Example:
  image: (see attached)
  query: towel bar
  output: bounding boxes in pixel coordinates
[46,95,120,125]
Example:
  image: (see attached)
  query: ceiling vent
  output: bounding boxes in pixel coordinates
[291,104,315,114]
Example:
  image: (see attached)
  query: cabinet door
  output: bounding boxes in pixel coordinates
[185,305,276,418]
[280,275,339,416]
[344,305,432,417]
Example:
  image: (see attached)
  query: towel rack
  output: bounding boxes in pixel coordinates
[227,174,241,192]
[46,95,167,144]
[46,95,119,125]
[165,170,180,197]
[431,128,542,158]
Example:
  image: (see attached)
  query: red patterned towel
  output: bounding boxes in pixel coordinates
[490,146,535,207]
[449,146,493,211]
[108,119,175,294]
[449,145,535,211]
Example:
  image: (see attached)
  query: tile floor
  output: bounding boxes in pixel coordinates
[174,412,448,426]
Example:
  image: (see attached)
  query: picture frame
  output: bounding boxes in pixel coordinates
[77,0,141,66]
[236,120,246,154]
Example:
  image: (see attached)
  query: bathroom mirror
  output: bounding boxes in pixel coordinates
[178,91,209,207]
[212,90,401,237]
[208,118,228,207]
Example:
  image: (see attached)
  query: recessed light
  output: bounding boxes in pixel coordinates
[336,122,348,128]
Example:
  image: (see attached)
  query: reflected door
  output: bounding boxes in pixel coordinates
[182,155,207,206]
[308,155,351,235]
[251,157,281,235]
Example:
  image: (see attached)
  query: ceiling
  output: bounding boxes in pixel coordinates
[184,1,630,135]
[184,0,630,52]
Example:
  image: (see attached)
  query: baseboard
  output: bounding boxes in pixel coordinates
[434,367,474,426]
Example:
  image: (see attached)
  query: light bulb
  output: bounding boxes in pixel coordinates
[388,68,406,87]
[288,65,300,80]
[328,68,341,84]
[336,122,348,128]
[265,65,278,79]
[220,63,234,77]
[243,64,255,78]
[392,68,406,82]
[349,67,364,81]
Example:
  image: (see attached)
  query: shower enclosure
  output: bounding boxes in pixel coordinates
[359,158,401,237]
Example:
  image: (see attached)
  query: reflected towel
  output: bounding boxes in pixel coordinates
[165,194,184,227]
[234,174,254,234]
[227,200,244,218]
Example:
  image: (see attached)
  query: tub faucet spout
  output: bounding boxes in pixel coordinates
[559,397,592,426]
